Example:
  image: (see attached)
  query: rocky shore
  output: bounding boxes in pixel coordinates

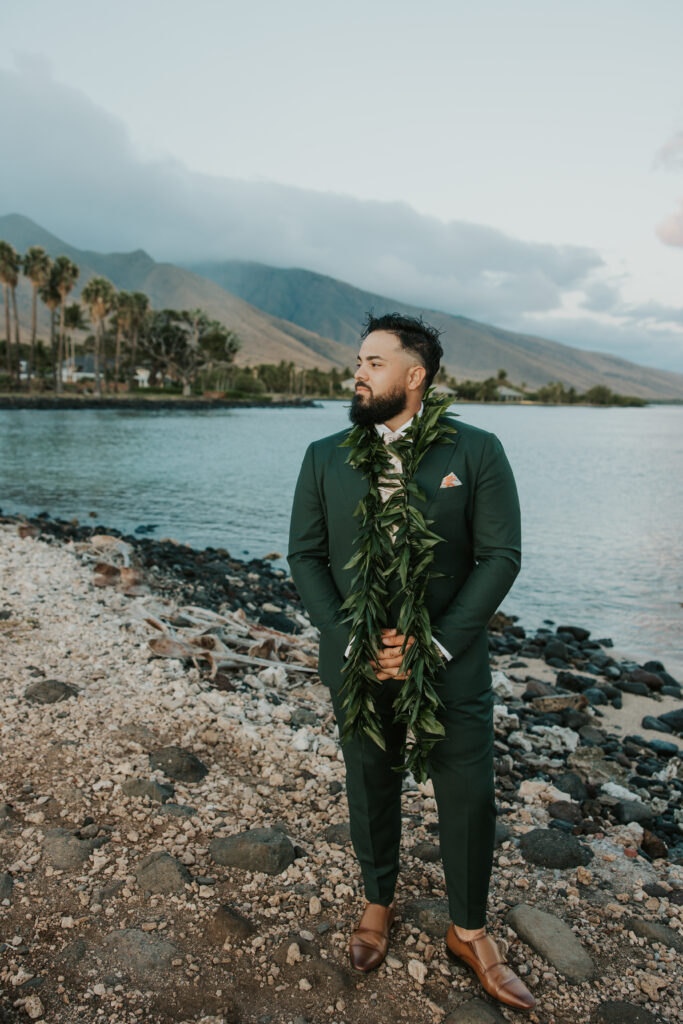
[0,512,682,1024]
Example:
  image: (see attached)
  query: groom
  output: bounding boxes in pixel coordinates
[287,313,534,1011]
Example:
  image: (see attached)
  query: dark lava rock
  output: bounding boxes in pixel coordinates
[579,725,607,746]
[519,828,593,868]
[134,851,191,894]
[614,800,655,825]
[626,916,683,953]
[657,709,683,734]
[210,827,296,875]
[629,668,664,690]
[583,687,608,706]
[57,938,87,965]
[24,679,78,704]
[646,738,678,756]
[324,822,351,845]
[641,715,672,733]
[158,802,197,817]
[617,681,649,696]
[544,639,570,660]
[290,707,318,728]
[404,897,450,938]
[557,625,591,642]
[591,1001,659,1023]
[444,999,507,1023]
[494,820,511,847]
[548,800,583,825]
[103,928,177,976]
[640,830,668,860]
[553,772,589,802]
[149,745,208,782]
[207,903,257,942]
[121,778,175,803]
[0,872,13,901]
[42,828,93,869]
[412,841,441,862]
[258,610,300,634]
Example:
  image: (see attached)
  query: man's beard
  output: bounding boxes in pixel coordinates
[349,383,408,427]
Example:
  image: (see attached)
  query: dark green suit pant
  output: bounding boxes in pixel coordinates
[329,678,496,929]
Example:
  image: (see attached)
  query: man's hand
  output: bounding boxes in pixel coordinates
[369,627,415,681]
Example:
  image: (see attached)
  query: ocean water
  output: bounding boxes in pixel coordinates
[1,401,681,677]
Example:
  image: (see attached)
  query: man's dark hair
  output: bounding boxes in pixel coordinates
[360,311,443,389]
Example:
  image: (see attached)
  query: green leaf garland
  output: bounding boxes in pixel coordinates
[338,387,458,782]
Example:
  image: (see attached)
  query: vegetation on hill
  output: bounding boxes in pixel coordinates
[0,238,646,406]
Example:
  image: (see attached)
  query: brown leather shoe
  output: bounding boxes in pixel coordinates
[349,899,396,972]
[446,924,536,1010]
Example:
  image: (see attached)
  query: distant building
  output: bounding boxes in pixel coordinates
[59,357,149,387]
[497,385,521,401]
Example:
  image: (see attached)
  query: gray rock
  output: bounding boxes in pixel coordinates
[614,800,655,825]
[567,747,627,786]
[24,679,78,704]
[42,828,92,869]
[290,707,318,728]
[324,822,351,845]
[134,850,191,893]
[553,771,588,801]
[158,802,197,817]
[103,928,177,975]
[0,872,13,901]
[494,820,511,847]
[641,716,672,734]
[591,1001,659,1023]
[207,904,256,942]
[57,939,87,965]
[121,778,175,803]
[149,745,208,782]
[412,841,441,862]
[657,709,683,734]
[548,800,583,824]
[507,903,594,983]
[404,897,450,938]
[444,999,507,1023]
[626,916,683,953]
[519,828,593,869]
[210,828,296,875]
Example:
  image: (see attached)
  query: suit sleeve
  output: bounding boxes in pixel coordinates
[431,432,521,660]
[287,442,346,633]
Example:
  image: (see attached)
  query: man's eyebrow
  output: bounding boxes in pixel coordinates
[356,354,385,361]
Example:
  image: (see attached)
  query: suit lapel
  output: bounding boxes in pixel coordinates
[332,425,460,516]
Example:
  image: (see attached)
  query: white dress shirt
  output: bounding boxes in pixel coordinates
[343,401,452,662]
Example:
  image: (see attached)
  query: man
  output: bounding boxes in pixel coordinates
[287,313,534,1011]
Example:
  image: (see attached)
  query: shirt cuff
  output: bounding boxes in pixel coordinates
[433,637,452,661]
[344,635,452,661]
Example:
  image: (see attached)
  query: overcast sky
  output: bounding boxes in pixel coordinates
[2,0,683,372]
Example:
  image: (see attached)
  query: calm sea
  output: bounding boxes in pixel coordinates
[1,401,682,677]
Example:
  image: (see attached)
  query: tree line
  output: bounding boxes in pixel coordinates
[0,240,240,396]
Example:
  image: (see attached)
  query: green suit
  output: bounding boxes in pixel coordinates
[287,412,521,928]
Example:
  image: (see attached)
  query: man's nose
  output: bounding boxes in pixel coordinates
[355,367,367,382]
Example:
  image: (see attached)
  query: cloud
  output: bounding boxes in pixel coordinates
[2,56,683,372]
[655,129,683,247]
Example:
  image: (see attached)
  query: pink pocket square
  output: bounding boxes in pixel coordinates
[440,472,462,488]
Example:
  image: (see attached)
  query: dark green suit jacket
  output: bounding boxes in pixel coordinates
[287,415,521,704]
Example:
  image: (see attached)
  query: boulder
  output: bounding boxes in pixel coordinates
[210,827,296,875]
[507,903,594,982]
[519,828,593,869]
[134,850,191,893]
[149,746,208,782]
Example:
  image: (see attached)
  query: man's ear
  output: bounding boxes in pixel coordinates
[408,364,427,392]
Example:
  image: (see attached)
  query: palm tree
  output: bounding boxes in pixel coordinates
[0,241,22,386]
[81,277,116,397]
[113,291,134,390]
[23,247,52,390]
[64,303,89,380]
[52,256,80,394]
[38,267,62,390]
[126,291,149,391]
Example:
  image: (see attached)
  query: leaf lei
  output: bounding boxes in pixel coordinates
[337,387,458,783]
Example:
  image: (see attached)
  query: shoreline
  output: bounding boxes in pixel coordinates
[0,395,318,411]
[1,514,682,1023]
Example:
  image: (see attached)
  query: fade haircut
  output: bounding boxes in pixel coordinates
[360,311,443,389]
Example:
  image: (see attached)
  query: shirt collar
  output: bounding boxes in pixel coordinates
[375,401,424,439]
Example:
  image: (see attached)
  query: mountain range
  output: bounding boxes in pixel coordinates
[2,213,683,399]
